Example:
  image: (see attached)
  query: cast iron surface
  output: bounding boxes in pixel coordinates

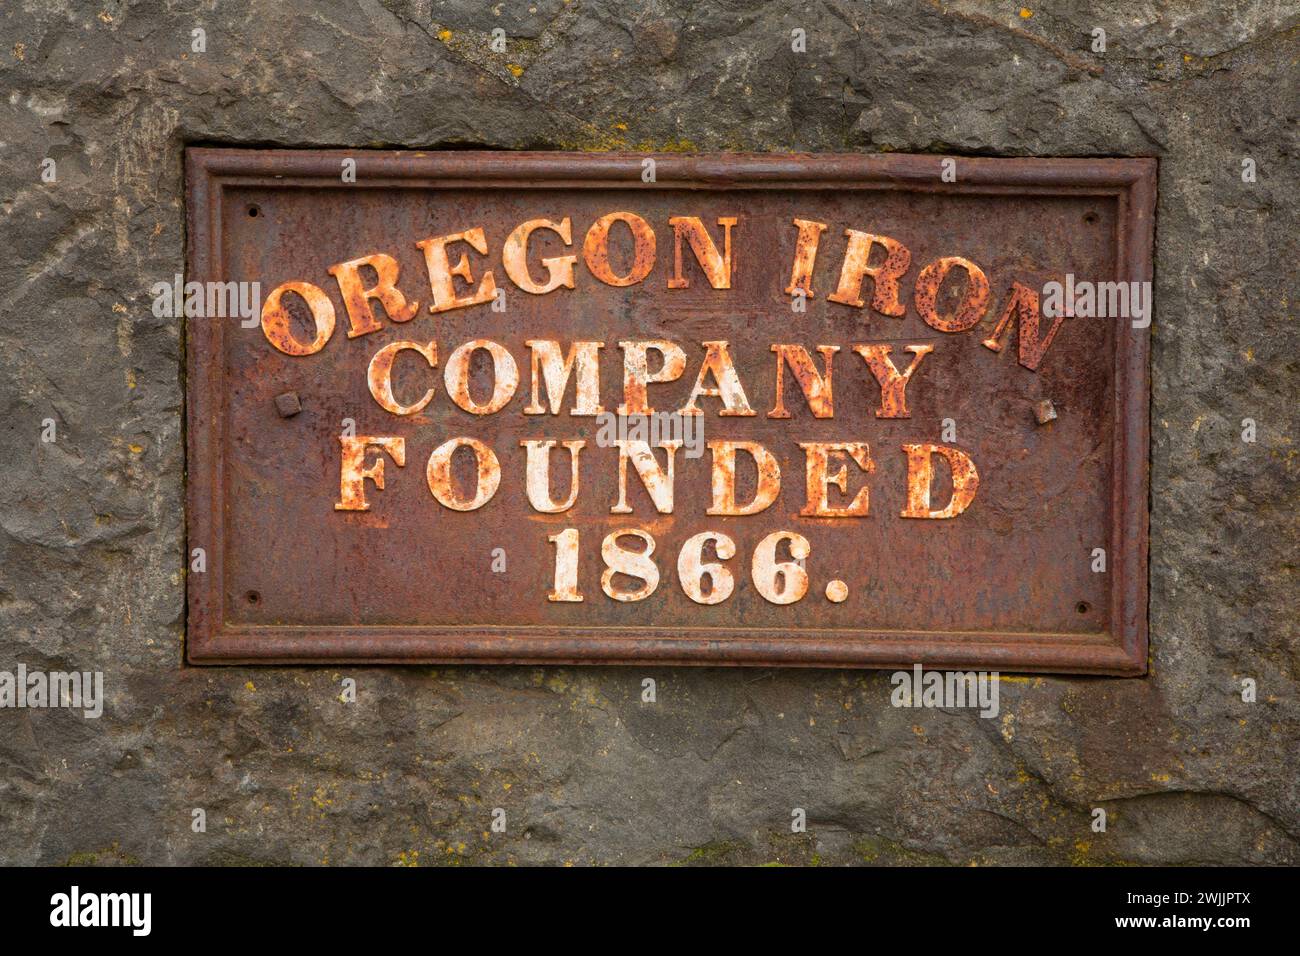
[185,150,1152,672]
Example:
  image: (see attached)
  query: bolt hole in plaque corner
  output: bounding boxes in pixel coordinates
[185,150,1152,673]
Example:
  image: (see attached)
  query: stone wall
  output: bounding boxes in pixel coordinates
[0,0,1295,865]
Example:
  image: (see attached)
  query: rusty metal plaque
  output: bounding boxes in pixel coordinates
[185,150,1152,672]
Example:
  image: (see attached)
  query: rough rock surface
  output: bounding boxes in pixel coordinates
[0,0,1295,866]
